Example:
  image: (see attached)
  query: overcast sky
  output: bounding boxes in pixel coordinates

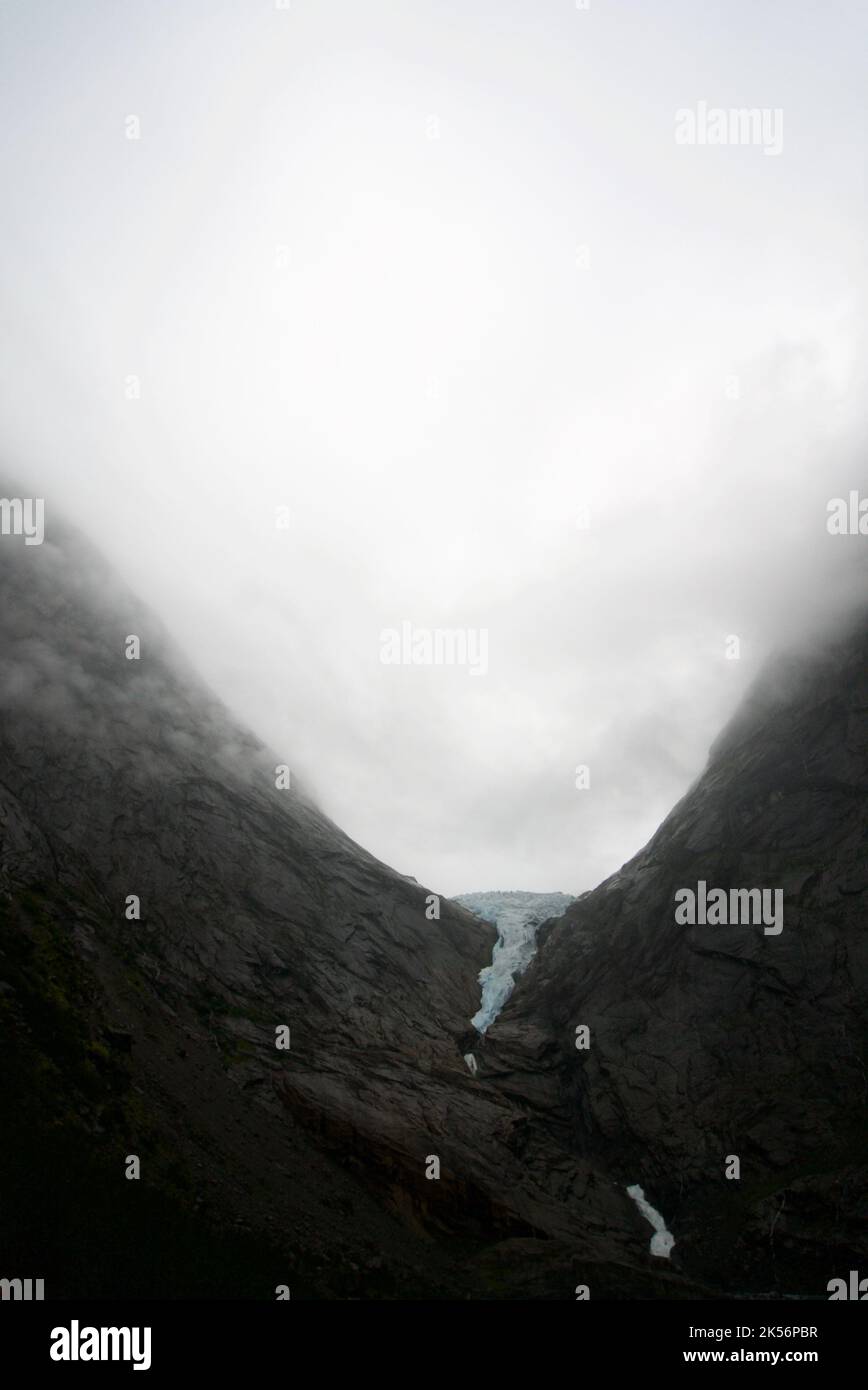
[1,0,866,897]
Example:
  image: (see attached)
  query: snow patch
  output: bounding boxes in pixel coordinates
[626,1184,675,1258]
[463,1052,478,1076]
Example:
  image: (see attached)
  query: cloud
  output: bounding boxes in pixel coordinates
[1,0,866,895]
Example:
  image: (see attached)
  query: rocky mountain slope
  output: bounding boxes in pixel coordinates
[2,499,865,1300]
[481,612,868,1295]
[0,510,498,1298]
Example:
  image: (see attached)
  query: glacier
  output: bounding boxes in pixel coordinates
[456,890,574,1034]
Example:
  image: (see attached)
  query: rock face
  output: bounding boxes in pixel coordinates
[0,513,497,1298]
[1,501,866,1300]
[482,612,868,1295]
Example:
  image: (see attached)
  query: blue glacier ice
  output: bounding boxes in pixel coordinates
[456,890,574,1034]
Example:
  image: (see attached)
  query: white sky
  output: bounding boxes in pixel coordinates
[1,0,866,895]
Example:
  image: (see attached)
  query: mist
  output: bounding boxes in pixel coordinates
[1,0,866,896]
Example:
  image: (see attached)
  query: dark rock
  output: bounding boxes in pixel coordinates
[1,499,865,1299]
[483,609,868,1295]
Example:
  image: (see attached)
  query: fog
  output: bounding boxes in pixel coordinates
[1,0,866,896]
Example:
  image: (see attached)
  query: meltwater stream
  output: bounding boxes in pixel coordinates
[456,891,575,1039]
[626,1184,676,1258]
[457,891,677,1264]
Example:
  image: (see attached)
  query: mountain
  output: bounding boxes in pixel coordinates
[1,499,866,1300]
[0,509,496,1298]
[481,612,868,1295]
